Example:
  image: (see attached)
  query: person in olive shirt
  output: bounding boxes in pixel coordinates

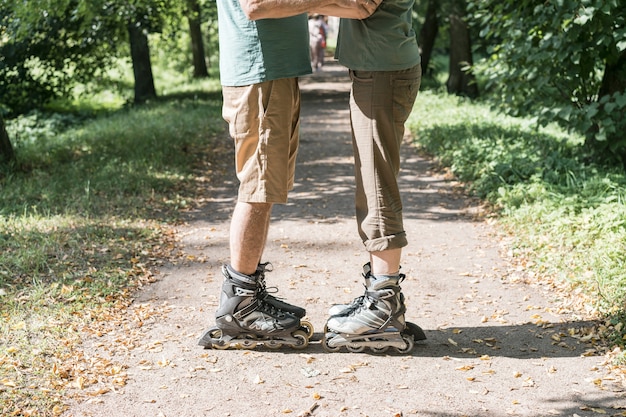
[320,0,423,347]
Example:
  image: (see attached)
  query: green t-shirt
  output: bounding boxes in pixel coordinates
[217,0,311,86]
[335,0,420,71]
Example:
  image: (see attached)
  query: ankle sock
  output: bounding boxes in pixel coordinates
[225,264,256,284]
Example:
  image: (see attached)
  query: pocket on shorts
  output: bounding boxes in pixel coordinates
[222,85,258,140]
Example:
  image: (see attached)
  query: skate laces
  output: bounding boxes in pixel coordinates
[255,262,289,302]
[345,287,399,317]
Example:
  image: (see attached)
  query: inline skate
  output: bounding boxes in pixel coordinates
[198,264,312,350]
[323,265,425,353]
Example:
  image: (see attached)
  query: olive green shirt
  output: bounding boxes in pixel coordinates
[335,0,420,71]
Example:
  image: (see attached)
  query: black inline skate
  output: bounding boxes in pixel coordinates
[323,265,426,354]
[198,264,311,350]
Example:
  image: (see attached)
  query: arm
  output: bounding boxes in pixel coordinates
[240,0,380,20]
[313,0,381,19]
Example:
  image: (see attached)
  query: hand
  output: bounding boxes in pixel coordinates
[334,0,382,19]
[356,0,382,18]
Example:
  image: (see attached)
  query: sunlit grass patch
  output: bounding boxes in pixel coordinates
[409,91,626,347]
[1,86,225,415]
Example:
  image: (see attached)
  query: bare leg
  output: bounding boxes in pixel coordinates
[370,248,402,276]
[230,201,272,275]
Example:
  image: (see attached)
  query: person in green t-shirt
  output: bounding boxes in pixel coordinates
[199,0,381,351]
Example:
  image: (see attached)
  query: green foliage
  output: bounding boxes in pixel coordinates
[468,0,626,163]
[0,0,196,116]
[409,91,626,336]
[0,0,124,115]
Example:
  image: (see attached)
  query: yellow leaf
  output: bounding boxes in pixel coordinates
[448,338,458,346]
[281,409,293,414]
[1,379,17,387]
[456,365,475,371]
[12,322,25,330]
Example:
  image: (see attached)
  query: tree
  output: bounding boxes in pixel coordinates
[418,0,439,76]
[0,115,15,166]
[187,0,209,78]
[0,0,187,113]
[128,20,157,104]
[469,0,626,163]
[447,9,478,98]
[0,0,122,115]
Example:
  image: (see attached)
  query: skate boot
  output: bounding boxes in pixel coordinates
[198,265,310,350]
[323,271,425,354]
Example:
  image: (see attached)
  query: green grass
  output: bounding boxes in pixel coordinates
[408,91,626,349]
[0,79,225,415]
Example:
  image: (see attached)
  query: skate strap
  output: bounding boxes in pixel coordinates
[233,298,260,320]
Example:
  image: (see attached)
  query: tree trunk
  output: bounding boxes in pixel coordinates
[0,114,15,166]
[128,22,157,104]
[187,0,209,78]
[418,0,439,76]
[447,14,478,98]
[599,49,626,97]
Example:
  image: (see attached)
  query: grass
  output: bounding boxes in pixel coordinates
[0,79,225,415]
[408,91,626,349]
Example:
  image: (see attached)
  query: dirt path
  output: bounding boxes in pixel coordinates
[65,62,624,417]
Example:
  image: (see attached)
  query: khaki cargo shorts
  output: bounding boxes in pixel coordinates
[222,78,301,204]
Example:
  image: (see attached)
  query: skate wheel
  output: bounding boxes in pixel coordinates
[204,329,230,350]
[395,333,414,354]
[370,346,389,354]
[300,320,314,338]
[237,340,258,349]
[346,344,365,353]
[213,342,230,350]
[290,330,309,350]
[265,340,283,349]
[321,336,341,353]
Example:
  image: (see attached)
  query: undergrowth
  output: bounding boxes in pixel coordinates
[409,91,626,351]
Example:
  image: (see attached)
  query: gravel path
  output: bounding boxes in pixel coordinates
[65,62,624,417]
